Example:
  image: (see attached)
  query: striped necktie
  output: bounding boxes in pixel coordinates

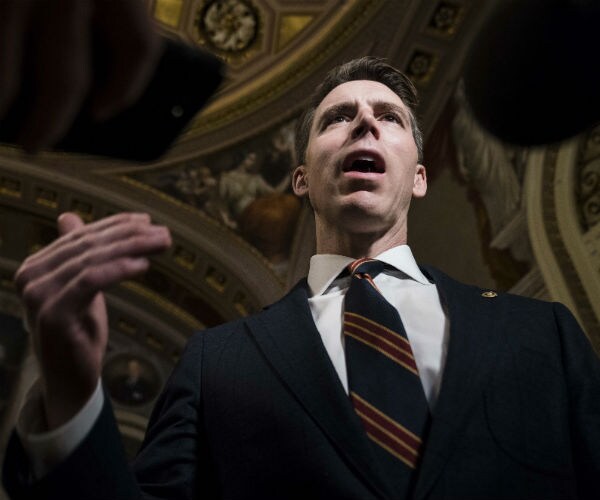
[343,258,430,495]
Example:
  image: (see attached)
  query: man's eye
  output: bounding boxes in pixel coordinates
[331,115,348,123]
[381,113,401,123]
[320,112,352,130]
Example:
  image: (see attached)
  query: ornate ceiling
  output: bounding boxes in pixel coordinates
[156,0,487,155]
[2,0,599,455]
[1,0,499,323]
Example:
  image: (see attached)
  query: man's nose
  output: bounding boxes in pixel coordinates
[351,112,379,140]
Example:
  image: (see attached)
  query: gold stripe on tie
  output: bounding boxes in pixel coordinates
[351,392,423,468]
[345,312,412,350]
[344,312,418,375]
[343,257,431,491]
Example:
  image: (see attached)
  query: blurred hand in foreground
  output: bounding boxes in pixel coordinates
[0,0,162,152]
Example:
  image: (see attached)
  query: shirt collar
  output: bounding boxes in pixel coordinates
[307,245,430,296]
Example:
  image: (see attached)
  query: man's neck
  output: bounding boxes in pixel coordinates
[315,220,407,258]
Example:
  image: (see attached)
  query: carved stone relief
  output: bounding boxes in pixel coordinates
[450,82,533,291]
[576,125,600,232]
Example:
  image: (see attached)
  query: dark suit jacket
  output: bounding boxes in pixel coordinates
[4,267,600,499]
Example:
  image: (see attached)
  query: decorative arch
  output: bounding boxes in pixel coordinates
[524,129,600,353]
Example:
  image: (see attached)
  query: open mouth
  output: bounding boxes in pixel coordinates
[350,159,379,173]
[342,152,385,174]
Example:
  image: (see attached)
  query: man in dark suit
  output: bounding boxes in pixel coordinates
[3,57,600,499]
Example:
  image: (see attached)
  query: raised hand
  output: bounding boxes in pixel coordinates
[14,212,171,429]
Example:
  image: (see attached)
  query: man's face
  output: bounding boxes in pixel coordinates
[292,80,426,234]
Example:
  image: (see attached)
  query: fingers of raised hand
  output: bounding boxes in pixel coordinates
[57,211,85,235]
[15,212,153,284]
[15,212,171,305]
[32,256,148,334]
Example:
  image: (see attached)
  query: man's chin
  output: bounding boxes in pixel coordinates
[335,203,391,232]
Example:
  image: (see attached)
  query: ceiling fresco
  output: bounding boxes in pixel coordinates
[0,0,517,337]
[0,3,510,406]
[152,0,389,137]
[129,118,300,276]
[79,0,494,286]
[12,0,600,463]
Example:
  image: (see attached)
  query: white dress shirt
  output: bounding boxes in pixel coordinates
[307,246,449,406]
[19,245,449,477]
[17,380,104,479]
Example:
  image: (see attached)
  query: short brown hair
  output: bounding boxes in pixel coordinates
[295,56,423,164]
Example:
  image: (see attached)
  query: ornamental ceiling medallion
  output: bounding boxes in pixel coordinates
[177,0,385,135]
[124,0,387,281]
[195,0,261,63]
[424,1,465,39]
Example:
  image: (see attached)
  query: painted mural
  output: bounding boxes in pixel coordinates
[131,119,302,272]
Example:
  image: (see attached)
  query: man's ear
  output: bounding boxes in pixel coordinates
[292,165,309,197]
[412,164,427,198]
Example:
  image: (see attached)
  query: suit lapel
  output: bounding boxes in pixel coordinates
[413,267,502,500]
[245,269,502,499]
[245,280,394,500]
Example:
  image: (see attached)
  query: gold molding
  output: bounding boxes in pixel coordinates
[119,281,203,330]
[541,146,600,351]
[154,0,184,28]
[117,174,281,280]
[424,1,467,39]
[277,14,315,52]
[185,0,386,136]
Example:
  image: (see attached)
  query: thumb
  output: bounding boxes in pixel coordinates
[57,212,85,235]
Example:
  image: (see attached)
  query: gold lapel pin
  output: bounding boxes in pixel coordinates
[481,291,498,298]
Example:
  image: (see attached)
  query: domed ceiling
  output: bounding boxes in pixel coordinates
[0,0,502,374]
[18,0,600,445]
[0,0,499,324]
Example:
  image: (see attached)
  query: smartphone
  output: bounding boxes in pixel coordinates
[0,37,224,162]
